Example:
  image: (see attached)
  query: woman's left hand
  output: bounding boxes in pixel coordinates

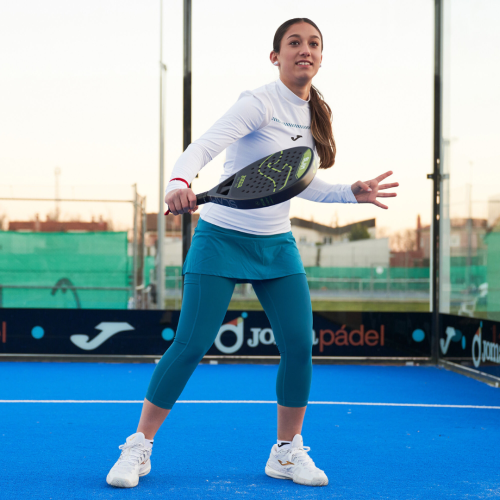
[350,171,399,209]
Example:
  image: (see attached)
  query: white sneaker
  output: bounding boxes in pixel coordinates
[265,434,328,486]
[106,432,152,488]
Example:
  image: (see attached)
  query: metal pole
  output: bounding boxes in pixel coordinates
[132,184,138,308]
[142,196,147,309]
[157,0,167,310]
[182,0,193,288]
[428,0,443,364]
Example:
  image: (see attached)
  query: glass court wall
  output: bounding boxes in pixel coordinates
[440,0,500,321]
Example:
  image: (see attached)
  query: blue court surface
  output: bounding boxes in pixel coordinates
[1,362,499,499]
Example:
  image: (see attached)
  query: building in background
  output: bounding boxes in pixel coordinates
[290,217,376,244]
[290,217,387,268]
[8,214,108,232]
[418,217,488,266]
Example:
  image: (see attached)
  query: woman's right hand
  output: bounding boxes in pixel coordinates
[165,188,199,215]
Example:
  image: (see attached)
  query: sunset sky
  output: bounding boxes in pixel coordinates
[1,0,498,234]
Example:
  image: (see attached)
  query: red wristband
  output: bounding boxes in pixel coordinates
[165,178,190,215]
[169,178,190,188]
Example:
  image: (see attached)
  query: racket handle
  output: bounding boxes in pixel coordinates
[196,192,209,205]
[164,192,209,215]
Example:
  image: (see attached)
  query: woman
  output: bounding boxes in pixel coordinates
[106,18,398,489]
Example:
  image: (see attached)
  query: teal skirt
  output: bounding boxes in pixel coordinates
[182,218,305,283]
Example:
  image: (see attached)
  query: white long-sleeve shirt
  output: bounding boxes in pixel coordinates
[166,78,357,235]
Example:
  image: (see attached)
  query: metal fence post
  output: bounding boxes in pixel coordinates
[132,184,138,308]
[142,196,147,309]
[429,0,443,364]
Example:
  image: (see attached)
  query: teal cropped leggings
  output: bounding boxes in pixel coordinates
[145,273,313,409]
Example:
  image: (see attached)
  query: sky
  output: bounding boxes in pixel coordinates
[0,0,498,234]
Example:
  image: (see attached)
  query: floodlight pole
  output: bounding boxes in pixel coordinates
[157,0,167,310]
[181,0,193,292]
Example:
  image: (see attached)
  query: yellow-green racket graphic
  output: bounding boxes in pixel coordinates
[165,147,316,213]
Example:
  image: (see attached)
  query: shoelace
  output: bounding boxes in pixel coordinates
[116,442,150,468]
[282,446,318,471]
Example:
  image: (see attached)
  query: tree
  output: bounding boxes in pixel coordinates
[348,223,370,241]
[390,229,417,252]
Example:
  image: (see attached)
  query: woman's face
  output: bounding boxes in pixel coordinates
[271,22,323,85]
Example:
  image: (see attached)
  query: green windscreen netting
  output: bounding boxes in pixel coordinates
[1,230,495,312]
[0,232,130,309]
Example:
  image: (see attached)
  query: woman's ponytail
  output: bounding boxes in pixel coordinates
[309,85,336,169]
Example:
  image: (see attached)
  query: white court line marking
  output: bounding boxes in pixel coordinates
[0,400,499,409]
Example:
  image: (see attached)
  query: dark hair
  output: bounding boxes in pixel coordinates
[273,18,336,170]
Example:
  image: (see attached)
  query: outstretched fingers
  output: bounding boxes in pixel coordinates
[377,182,399,190]
[373,200,389,209]
[374,171,394,183]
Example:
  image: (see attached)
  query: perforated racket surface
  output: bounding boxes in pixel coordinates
[165,146,316,214]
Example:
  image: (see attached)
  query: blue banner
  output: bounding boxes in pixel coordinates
[439,313,500,378]
[0,309,432,358]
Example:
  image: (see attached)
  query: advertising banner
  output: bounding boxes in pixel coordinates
[0,309,432,359]
[439,313,500,379]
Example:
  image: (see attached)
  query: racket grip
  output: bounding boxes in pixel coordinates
[196,192,209,205]
[164,192,209,215]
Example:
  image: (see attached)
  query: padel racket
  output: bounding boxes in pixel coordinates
[165,146,317,214]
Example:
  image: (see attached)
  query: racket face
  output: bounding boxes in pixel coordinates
[205,147,316,209]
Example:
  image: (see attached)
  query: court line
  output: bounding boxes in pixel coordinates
[0,400,499,409]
